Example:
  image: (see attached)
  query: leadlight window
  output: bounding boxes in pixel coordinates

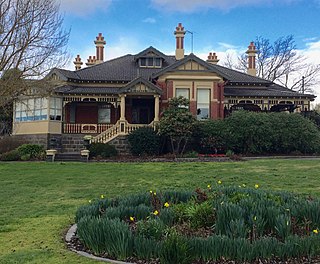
[15,98,48,122]
[49,97,62,120]
[197,89,210,120]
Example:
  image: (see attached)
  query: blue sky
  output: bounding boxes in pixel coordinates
[58,0,320,101]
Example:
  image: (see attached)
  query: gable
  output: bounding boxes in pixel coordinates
[177,60,207,71]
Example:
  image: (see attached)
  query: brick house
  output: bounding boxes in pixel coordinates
[12,23,315,153]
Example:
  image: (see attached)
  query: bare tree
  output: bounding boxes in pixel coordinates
[0,0,70,134]
[224,35,320,93]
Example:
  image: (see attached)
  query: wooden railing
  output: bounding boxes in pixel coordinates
[63,123,113,134]
[91,121,158,143]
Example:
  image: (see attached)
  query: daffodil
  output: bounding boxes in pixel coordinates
[313,229,319,234]
[164,202,170,208]
[153,192,156,196]
[286,221,289,226]
[253,216,257,221]
[149,190,153,194]
[100,194,104,199]
[153,210,159,216]
[207,184,211,189]
[88,199,92,203]
[254,184,259,189]
[130,216,134,222]
[218,180,222,184]
[242,184,246,187]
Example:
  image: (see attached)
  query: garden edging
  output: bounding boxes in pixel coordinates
[65,224,135,264]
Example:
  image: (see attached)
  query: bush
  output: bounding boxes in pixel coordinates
[128,127,161,156]
[17,144,45,160]
[88,143,118,159]
[224,111,320,155]
[0,149,21,161]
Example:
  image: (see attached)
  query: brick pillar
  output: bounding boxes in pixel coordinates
[190,101,197,116]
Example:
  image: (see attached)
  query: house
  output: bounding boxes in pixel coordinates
[12,23,315,152]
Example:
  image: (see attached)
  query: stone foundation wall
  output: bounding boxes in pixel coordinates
[12,134,62,150]
[61,134,86,153]
[109,135,130,155]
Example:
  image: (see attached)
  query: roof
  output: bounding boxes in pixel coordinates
[52,47,314,99]
[55,85,120,95]
[119,77,163,95]
[225,85,315,99]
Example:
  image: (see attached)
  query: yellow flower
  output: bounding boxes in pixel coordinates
[153,192,156,196]
[130,216,134,222]
[207,184,211,189]
[149,190,153,193]
[100,194,104,199]
[253,216,257,221]
[254,184,259,189]
[286,221,289,226]
[88,200,92,203]
[242,184,246,187]
[153,210,159,216]
[313,229,319,234]
[218,180,222,184]
[164,202,170,208]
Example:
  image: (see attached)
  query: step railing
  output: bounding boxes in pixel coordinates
[91,121,158,143]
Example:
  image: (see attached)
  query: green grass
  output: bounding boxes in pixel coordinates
[0,159,320,263]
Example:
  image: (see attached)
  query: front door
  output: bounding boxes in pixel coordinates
[131,98,154,124]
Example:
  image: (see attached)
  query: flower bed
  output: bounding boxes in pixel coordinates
[75,185,320,264]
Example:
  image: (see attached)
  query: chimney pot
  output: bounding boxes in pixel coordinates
[246,41,257,76]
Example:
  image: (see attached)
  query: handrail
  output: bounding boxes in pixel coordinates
[91,121,158,143]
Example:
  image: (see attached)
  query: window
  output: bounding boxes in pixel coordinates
[49,97,62,120]
[176,88,189,99]
[15,98,48,122]
[98,105,111,123]
[197,89,210,120]
[139,57,162,68]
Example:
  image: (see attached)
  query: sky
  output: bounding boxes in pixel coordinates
[58,0,320,104]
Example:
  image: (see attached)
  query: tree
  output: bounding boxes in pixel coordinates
[0,0,70,128]
[158,96,196,157]
[224,35,320,93]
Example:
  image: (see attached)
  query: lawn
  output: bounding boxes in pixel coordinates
[0,159,320,264]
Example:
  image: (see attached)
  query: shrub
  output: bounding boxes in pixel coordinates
[0,149,21,161]
[127,127,161,156]
[88,143,118,159]
[17,144,45,160]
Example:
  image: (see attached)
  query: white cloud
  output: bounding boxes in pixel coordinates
[58,0,112,16]
[142,17,157,24]
[150,0,298,12]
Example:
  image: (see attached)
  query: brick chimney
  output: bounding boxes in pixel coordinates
[86,56,96,66]
[246,41,257,76]
[207,52,219,65]
[174,23,186,60]
[73,55,83,70]
[94,33,106,63]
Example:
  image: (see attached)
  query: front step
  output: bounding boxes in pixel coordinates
[54,152,83,162]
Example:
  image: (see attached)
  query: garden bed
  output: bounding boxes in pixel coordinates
[73,186,320,264]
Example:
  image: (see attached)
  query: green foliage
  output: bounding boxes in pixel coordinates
[77,216,133,259]
[88,142,118,159]
[136,218,166,240]
[128,127,161,156]
[17,144,45,160]
[159,96,197,156]
[191,111,320,155]
[75,185,320,263]
[160,230,192,264]
[192,119,228,154]
[0,149,21,161]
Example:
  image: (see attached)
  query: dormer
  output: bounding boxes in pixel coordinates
[134,46,167,69]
